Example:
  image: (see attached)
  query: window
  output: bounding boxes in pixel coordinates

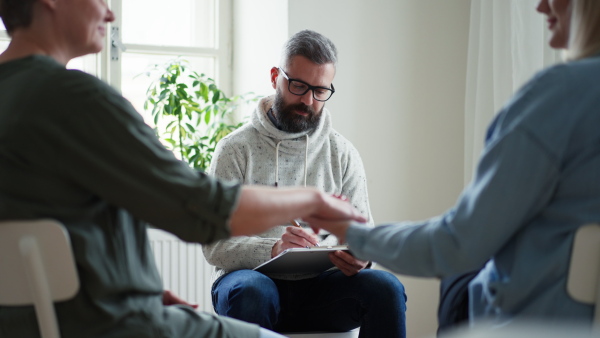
[1,20,9,51]
[0,39,8,53]
[109,0,231,126]
[0,1,232,127]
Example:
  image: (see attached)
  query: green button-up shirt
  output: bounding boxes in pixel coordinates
[0,55,259,338]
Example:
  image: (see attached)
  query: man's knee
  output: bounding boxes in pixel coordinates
[358,269,407,307]
[229,278,279,304]
[215,270,278,305]
[213,270,279,315]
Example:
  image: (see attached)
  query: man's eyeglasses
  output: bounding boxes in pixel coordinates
[278,68,335,102]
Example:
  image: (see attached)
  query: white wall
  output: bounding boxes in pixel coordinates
[232,0,288,120]
[233,1,471,337]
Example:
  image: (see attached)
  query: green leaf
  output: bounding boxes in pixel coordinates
[165,120,176,130]
[176,88,188,100]
[200,83,209,102]
[204,110,211,124]
[153,110,160,125]
[212,90,221,104]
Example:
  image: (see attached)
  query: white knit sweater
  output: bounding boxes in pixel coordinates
[202,96,373,281]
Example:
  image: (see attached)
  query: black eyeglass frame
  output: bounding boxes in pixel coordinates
[278,68,335,102]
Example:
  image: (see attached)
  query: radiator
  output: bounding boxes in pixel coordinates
[147,228,214,312]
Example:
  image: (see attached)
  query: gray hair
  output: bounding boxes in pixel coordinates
[280,29,338,69]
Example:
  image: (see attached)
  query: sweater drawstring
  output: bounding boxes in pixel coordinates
[303,134,308,186]
[274,140,282,187]
[274,134,309,188]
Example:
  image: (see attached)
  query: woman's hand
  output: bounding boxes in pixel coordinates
[310,192,367,224]
[304,219,353,243]
[229,186,366,237]
[162,290,198,309]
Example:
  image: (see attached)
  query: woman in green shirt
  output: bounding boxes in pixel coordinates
[0,1,366,337]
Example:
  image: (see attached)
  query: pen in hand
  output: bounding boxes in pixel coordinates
[290,219,320,247]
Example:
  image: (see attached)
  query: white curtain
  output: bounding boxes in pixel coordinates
[464,0,562,184]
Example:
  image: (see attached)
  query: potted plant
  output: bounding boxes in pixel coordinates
[142,58,257,171]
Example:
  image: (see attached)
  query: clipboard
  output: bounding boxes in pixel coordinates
[253,245,350,274]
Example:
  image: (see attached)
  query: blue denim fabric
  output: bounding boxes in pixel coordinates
[212,269,407,338]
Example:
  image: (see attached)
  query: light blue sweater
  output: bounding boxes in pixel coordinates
[346,54,600,326]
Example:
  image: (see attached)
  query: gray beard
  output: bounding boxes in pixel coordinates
[272,90,323,133]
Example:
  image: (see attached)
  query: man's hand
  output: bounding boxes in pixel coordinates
[271,226,320,257]
[329,250,369,276]
[162,290,198,309]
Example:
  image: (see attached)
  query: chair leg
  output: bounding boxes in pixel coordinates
[20,237,61,338]
[595,281,600,330]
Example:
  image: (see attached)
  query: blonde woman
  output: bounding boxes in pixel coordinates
[311,0,600,329]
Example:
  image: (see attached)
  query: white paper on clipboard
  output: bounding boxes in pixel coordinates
[253,245,350,274]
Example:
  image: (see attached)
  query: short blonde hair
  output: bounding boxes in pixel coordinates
[569,0,600,59]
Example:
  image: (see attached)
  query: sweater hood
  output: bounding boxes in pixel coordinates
[251,95,333,156]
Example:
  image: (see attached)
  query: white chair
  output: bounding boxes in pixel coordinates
[0,219,80,338]
[439,321,600,338]
[439,224,600,338]
[284,328,359,338]
[567,223,600,330]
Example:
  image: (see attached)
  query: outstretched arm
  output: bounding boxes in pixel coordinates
[229,185,367,237]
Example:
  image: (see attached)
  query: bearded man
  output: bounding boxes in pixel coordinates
[202,30,407,337]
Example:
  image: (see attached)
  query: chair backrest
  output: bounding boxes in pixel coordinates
[567,223,600,327]
[0,219,80,338]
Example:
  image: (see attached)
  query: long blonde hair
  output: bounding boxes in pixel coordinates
[569,0,600,59]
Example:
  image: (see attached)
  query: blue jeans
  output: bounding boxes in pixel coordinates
[212,269,407,338]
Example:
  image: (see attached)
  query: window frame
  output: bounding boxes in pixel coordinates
[1,25,9,41]
[0,1,233,98]
[105,0,232,96]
